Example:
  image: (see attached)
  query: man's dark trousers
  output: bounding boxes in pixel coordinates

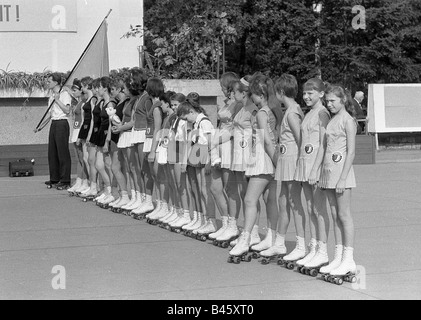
[48,119,71,184]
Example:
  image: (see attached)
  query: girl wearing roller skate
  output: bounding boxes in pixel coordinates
[177,98,216,239]
[80,78,103,200]
[319,85,357,285]
[213,77,261,249]
[107,78,131,210]
[208,72,240,244]
[293,78,330,274]
[228,74,282,264]
[67,79,88,195]
[161,93,192,229]
[154,92,177,227]
[74,77,96,195]
[143,78,167,224]
[93,76,116,207]
[260,74,306,265]
[122,68,152,216]
[110,74,141,213]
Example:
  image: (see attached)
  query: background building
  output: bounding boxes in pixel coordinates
[0,0,142,73]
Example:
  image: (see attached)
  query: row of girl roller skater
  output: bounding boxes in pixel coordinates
[64,67,357,285]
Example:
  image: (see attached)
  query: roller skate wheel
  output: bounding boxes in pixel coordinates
[261,258,269,265]
[287,263,294,270]
[335,278,344,286]
[310,269,318,277]
[252,252,259,259]
[277,259,285,266]
[349,276,357,284]
[221,242,229,249]
[227,256,233,263]
[234,257,241,264]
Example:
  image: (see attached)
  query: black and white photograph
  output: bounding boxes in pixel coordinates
[0,0,420,303]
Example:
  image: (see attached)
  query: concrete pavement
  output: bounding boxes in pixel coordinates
[1,156,421,300]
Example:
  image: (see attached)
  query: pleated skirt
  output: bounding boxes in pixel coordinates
[275,143,299,182]
[319,152,356,189]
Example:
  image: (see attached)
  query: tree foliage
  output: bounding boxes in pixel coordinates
[124,0,421,89]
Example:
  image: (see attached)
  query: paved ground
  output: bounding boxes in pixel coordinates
[1,150,421,300]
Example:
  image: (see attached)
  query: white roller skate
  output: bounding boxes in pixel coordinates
[100,194,116,209]
[68,178,82,196]
[75,180,90,196]
[296,239,318,274]
[328,247,357,285]
[260,233,287,265]
[183,212,203,237]
[195,218,217,241]
[228,232,252,264]
[214,217,240,248]
[146,201,168,224]
[169,209,191,233]
[80,185,99,202]
[320,245,343,281]
[110,195,130,213]
[230,224,260,247]
[182,211,198,236]
[302,241,330,277]
[158,205,176,227]
[120,192,138,215]
[250,228,274,259]
[208,216,229,241]
[279,236,307,269]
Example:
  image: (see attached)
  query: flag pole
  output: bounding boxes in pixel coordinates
[34,9,113,133]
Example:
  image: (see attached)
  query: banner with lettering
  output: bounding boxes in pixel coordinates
[0,0,77,32]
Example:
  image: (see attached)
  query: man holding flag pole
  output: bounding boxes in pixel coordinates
[35,9,112,190]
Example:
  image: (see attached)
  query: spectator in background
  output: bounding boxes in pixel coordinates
[352,91,365,134]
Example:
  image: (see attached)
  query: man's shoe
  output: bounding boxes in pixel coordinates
[56,182,70,190]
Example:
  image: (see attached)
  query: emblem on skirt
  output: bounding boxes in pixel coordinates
[239,139,248,149]
[74,121,79,128]
[147,128,151,134]
[305,144,314,155]
[332,152,343,163]
[280,144,287,155]
[163,138,169,147]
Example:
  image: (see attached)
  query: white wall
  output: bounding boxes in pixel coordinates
[0,0,143,73]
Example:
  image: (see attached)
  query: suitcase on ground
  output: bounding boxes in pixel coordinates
[9,159,35,177]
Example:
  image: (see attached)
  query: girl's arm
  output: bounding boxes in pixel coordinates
[288,112,302,146]
[256,111,276,162]
[205,132,213,175]
[336,118,357,193]
[148,108,163,162]
[85,99,96,145]
[104,102,116,153]
[113,104,135,133]
[308,111,330,185]
[180,125,191,173]
[76,103,85,146]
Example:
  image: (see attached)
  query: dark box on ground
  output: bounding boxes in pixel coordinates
[9,159,34,177]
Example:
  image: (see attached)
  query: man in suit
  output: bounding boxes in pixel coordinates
[352,91,365,134]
